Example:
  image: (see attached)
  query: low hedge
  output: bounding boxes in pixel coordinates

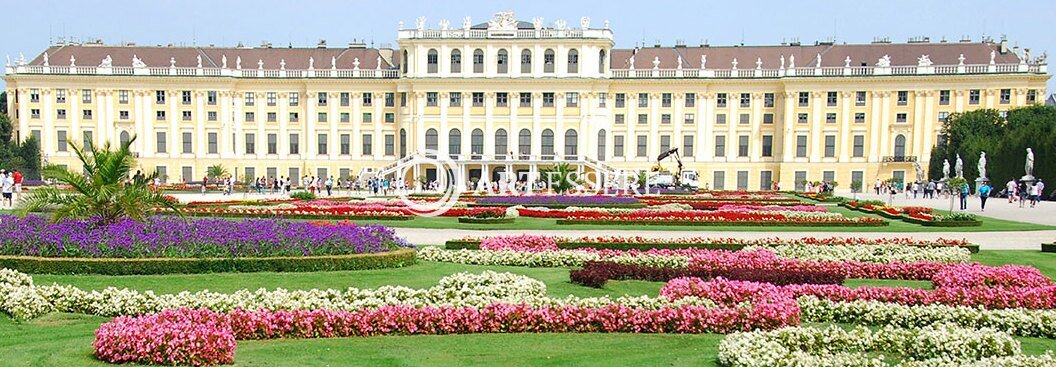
[554,219,888,227]
[902,216,983,227]
[1042,243,1056,253]
[0,248,417,275]
[456,217,516,224]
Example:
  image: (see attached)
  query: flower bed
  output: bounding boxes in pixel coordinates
[570,261,845,288]
[446,235,977,252]
[557,210,887,227]
[0,216,408,258]
[472,195,644,208]
[457,217,516,224]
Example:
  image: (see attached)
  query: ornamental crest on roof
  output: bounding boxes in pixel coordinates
[488,10,518,30]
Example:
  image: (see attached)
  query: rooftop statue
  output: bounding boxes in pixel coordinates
[99,55,112,68]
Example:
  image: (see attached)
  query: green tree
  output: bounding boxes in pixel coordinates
[18,136,180,224]
[207,164,229,180]
[0,91,7,115]
[931,105,1056,185]
[539,162,582,194]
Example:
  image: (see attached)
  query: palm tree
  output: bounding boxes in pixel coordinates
[18,136,180,224]
[539,162,583,194]
[207,164,229,180]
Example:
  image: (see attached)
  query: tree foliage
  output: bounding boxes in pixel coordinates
[17,136,180,225]
[207,164,229,180]
[0,113,41,179]
[540,162,583,194]
[928,105,1056,184]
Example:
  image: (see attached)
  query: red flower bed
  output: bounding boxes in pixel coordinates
[560,211,885,226]
[93,309,236,366]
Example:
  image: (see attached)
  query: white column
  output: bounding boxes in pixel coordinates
[912,91,926,159]
[781,92,795,161]
[697,92,708,161]
[921,91,936,163]
[136,91,149,156]
[278,93,288,159]
[726,94,737,161]
[220,92,234,158]
[626,93,637,160]
[70,90,81,147]
[438,92,449,156]
[17,90,29,143]
[532,92,542,157]
[484,92,495,156]
[809,92,822,161]
[838,91,852,160]
[105,91,115,147]
[307,92,317,158]
[195,92,206,155]
[41,89,54,153]
[97,90,109,146]
[879,92,892,158]
[649,93,660,159]
[867,92,881,162]
[373,93,383,160]
[556,92,565,159]
[750,92,763,160]
[168,91,179,155]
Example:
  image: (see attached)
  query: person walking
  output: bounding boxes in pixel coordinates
[1,171,13,208]
[959,182,970,210]
[979,181,992,212]
[12,169,23,201]
[325,176,333,197]
[1030,179,1044,208]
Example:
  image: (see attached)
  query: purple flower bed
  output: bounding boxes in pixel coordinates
[475,195,640,206]
[0,215,409,258]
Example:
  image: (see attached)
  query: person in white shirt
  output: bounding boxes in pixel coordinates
[1031,179,1045,208]
[1007,179,1018,203]
[2,172,14,208]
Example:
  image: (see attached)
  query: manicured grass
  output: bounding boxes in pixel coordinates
[6,252,1056,366]
[320,206,1054,232]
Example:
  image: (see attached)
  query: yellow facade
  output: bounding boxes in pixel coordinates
[3,12,1050,190]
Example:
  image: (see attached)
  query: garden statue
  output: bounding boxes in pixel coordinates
[955,154,964,178]
[942,159,950,180]
[978,152,987,180]
[914,161,925,182]
[1026,148,1035,178]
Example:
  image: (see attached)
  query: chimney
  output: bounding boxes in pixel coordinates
[317,39,327,48]
[999,38,1008,54]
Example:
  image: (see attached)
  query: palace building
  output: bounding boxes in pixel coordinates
[3,11,1050,190]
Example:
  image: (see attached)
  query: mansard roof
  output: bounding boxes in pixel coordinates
[28,45,394,69]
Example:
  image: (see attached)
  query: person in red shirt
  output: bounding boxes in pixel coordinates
[12,170,23,200]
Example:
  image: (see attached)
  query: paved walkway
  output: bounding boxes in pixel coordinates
[851,192,1055,226]
[394,228,1055,250]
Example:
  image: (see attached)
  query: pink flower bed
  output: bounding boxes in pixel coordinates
[688,249,949,281]
[94,285,799,366]
[468,235,970,249]
[93,309,236,367]
[930,264,1054,288]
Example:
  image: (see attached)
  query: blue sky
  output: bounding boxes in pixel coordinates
[2,0,1053,92]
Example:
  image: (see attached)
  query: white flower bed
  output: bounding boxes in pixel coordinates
[800,297,1056,338]
[718,323,1048,367]
[749,244,971,264]
[1,269,722,320]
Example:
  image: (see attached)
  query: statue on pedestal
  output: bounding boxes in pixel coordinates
[1025,148,1035,178]
[955,154,964,178]
[978,151,987,180]
[942,159,950,180]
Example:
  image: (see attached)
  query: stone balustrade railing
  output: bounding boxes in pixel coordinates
[610,63,1046,79]
[397,28,612,40]
[4,65,400,79]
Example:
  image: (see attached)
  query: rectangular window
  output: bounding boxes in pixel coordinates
[760,171,773,190]
[797,113,808,124]
[362,113,372,123]
[763,93,775,108]
[289,112,299,122]
[854,112,866,123]
[519,93,531,107]
[289,134,299,155]
[207,91,217,105]
[55,89,65,103]
[118,90,128,104]
[318,112,328,123]
[244,112,255,122]
[83,109,93,119]
[713,171,725,190]
[615,93,625,108]
[208,111,218,121]
[896,113,907,123]
[289,92,299,106]
[855,91,867,106]
[385,113,395,123]
[761,135,773,157]
[182,111,192,121]
[267,134,277,154]
[795,135,807,158]
[714,135,726,157]
[317,92,328,106]
[340,134,351,155]
[661,114,671,124]
[897,91,908,106]
[938,112,950,122]
[826,91,837,107]
[851,171,864,190]
[739,114,750,125]
[542,93,555,107]
[615,114,625,124]
[385,134,395,156]
[182,167,193,183]
[598,92,607,107]
[798,92,809,107]
[317,133,328,155]
[660,135,671,152]
[56,109,66,120]
[737,135,749,157]
[156,132,167,153]
[823,171,835,184]
[737,171,749,190]
[613,135,624,157]
[566,92,579,107]
[969,90,980,105]
[682,135,694,157]
[661,93,672,108]
[266,92,277,106]
[156,111,166,121]
[472,92,484,107]
[740,93,750,108]
[637,114,648,125]
[244,92,254,106]
[794,171,807,191]
[120,110,132,120]
[30,109,40,119]
[762,113,774,124]
[684,113,695,125]
[56,131,68,152]
[685,93,696,107]
[182,132,193,154]
[496,92,508,107]
[207,132,218,154]
[638,93,649,108]
[824,135,835,157]
[245,133,255,154]
[182,91,192,105]
[363,92,374,106]
[1027,90,1037,104]
[825,113,836,124]
[156,90,166,104]
[83,131,93,148]
[82,90,92,103]
[939,90,951,105]
[852,135,864,157]
[1000,89,1011,104]
[636,135,648,157]
[362,134,373,155]
[400,93,407,107]
[426,92,438,106]
[385,92,395,107]
[716,114,727,125]
[716,93,727,108]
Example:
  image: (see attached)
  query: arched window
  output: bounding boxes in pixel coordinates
[597,129,607,161]
[426,49,438,73]
[450,49,462,73]
[471,128,484,159]
[496,49,508,74]
[448,128,462,159]
[894,135,906,159]
[520,49,532,74]
[567,49,579,74]
[543,49,555,73]
[402,50,408,74]
[399,129,407,158]
[598,49,606,74]
[564,129,578,160]
[518,128,531,159]
[472,49,484,73]
[541,129,555,160]
[495,128,508,159]
[425,128,438,158]
[119,131,131,146]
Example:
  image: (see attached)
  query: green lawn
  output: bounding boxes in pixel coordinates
[6,253,1056,366]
